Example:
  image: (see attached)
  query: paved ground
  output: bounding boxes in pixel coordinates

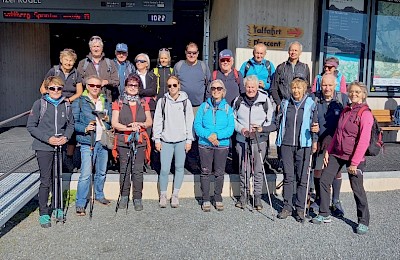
[1,190,400,259]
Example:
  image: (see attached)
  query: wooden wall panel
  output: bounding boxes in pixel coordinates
[0,23,50,126]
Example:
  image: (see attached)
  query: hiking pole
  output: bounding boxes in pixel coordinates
[254,131,275,220]
[303,148,314,219]
[248,140,255,212]
[242,142,248,211]
[89,130,95,220]
[53,145,59,222]
[115,148,131,214]
[57,145,65,223]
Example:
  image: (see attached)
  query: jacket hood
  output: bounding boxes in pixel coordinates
[164,90,189,103]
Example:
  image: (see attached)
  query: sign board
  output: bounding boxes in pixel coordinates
[0,0,173,25]
[247,24,303,38]
[247,38,286,49]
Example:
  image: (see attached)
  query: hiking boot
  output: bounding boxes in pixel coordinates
[331,200,345,217]
[295,210,305,223]
[254,196,263,211]
[277,209,292,219]
[159,194,167,208]
[356,223,369,235]
[95,198,111,206]
[215,201,224,211]
[235,196,246,209]
[118,196,129,209]
[311,214,332,224]
[202,201,211,212]
[52,209,65,222]
[76,206,86,216]
[39,215,51,228]
[64,156,74,172]
[133,199,143,211]
[171,195,179,208]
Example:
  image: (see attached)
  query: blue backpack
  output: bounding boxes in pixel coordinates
[394,105,400,126]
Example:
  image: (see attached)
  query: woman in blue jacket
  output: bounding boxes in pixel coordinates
[194,79,235,212]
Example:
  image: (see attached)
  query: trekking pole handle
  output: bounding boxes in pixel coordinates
[254,131,263,153]
[90,130,95,150]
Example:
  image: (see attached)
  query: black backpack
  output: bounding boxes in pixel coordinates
[355,105,383,156]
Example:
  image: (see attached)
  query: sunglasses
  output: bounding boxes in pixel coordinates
[159,48,170,52]
[220,58,230,63]
[90,36,102,41]
[116,51,127,55]
[186,51,198,55]
[126,83,139,89]
[136,59,147,63]
[324,66,335,69]
[211,86,223,91]
[63,48,75,53]
[87,83,102,89]
[48,86,63,92]
[168,84,179,88]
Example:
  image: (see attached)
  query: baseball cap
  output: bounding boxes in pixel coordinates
[116,43,128,53]
[219,49,233,59]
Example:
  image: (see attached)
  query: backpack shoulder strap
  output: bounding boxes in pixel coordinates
[105,58,112,73]
[336,92,343,106]
[212,70,217,81]
[175,60,184,75]
[161,96,166,130]
[53,65,60,77]
[169,67,173,74]
[153,67,159,77]
[82,59,90,74]
[234,95,244,111]
[355,105,370,125]
[199,60,207,77]
[39,99,47,123]
[244,60,252,78]
[233,68,240,85]
[183,99,187,115]
[224,103,230,115]
[265,60,272,84]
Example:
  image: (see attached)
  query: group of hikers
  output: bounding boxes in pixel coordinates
[26,37,373,235]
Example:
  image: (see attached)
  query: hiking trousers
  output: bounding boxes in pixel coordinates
[118,145,145,199]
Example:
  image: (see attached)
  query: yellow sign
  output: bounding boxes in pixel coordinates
[247,38,286,50]
[247,24,303,38]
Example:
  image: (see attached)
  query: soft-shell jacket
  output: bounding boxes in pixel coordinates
[27,96,74,151]
[234,90,276,144]
[327,103,373,166]
[194,98,235,147]
[312,71,346,93]
[276,95,316,148]
[239,58,276,91]
[77,53,119,101]
[152,91,194,144]
[72,90,112,146]
[270,59,310,105]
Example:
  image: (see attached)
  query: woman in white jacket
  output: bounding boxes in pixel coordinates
[152,75,194,208]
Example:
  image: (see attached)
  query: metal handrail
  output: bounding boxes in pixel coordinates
[0,110,30,127]
[0,154,36,182]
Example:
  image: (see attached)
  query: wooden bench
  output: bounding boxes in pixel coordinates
[371,110,400,131]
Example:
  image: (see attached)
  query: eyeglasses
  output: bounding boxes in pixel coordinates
[126,84,139,89]
[116,51,127,55]
[87,83,102,89]
[211,86,223,91]
[168,84,179,88]
[186,51,198,55]
[90,36,102,41]
[220,58,230,63]
[159,48,170,52]
[136,59,147,63]
[48,86,63,92]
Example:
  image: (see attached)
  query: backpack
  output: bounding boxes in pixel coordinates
[53,65,80,85]
[160,96,187,131]
[394,105,400,126]
[39,98,71,123]
[154,67,173,94]
[212,69,240,85]
[355,105,383,156]
[244,60,272,84]
[234,93,269,115]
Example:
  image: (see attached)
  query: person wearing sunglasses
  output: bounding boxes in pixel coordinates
[233,75,276,211]
[152,76,194,208]
[154,48,173,100]
[72,75,112,216]
[39,48,83,173]
[77,35,119,102]
[194,80,234,212]
[312,57,347,94]
[111,74,152,211]
[27,76,74,228]
[134,53,157,113]
[114,43,136,99]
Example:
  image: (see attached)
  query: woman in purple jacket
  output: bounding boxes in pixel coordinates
[312,81,373,235]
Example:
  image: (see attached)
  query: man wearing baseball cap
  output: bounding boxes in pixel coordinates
[213,49,244,106]
[114,43,135,98]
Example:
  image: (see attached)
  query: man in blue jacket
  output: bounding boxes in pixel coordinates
[239,43,276,92]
